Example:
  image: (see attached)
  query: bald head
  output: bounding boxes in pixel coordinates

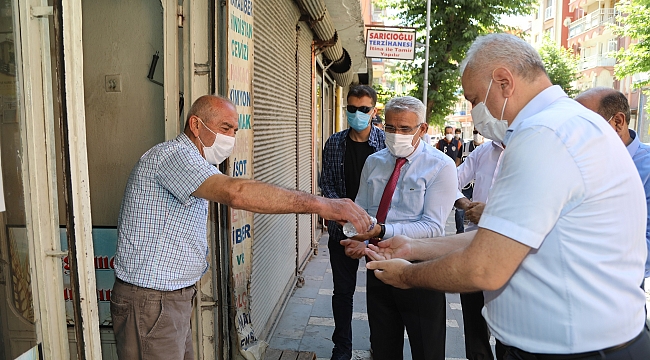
[575,87,630,124]
[460,33,548,82]
[185,95,237,128]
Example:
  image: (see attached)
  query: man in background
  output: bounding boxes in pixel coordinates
[576,87,650,286]
[320,85,385,360]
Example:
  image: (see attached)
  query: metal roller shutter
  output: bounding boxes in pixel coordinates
[251,0,300,339]
[296,22,314,266]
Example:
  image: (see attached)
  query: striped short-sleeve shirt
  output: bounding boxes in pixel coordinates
[114,133,220,291]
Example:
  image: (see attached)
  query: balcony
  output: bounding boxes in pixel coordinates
[568,9,617,38]
[579,54,615,70]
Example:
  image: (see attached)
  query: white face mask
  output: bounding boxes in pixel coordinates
[473,133,484,143]
[470,79,509,143]
[445,133,454,141]
[385,128,421,158]
[197,118,236,165]
[454,133,461,139]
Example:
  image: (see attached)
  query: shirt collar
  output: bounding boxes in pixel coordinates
[503,85,567,146]
[177,132,195,149]
[627,129,640,158]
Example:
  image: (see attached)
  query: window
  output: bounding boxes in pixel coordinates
[545,26,555,40]
[545,0,553,20]
[608,38,618,53]
[535,34,540,43]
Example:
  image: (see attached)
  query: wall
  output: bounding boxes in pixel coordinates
[82,0,165,226]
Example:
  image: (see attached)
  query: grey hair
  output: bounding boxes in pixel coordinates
[459,33,547,80]
[385,96,426,124]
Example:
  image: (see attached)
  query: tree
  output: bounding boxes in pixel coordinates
[372,83,398,108]
[381,0,534,127]
[613,0,650,87]
[537,36,582,97]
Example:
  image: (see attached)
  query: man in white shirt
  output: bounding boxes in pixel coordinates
[365,33,650,358]
[454,136,503,360]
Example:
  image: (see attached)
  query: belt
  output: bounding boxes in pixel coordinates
[502,329,646,360]
[115,277,194,292]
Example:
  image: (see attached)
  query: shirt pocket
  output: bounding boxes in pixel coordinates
[397,182,426,219]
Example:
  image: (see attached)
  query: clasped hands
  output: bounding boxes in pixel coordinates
[340,234,414,289]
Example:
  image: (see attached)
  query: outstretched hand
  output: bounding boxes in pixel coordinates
[364,235,413,261]
[319,198,371,237]
[366,258,412,289]
[466,202,486,224]
[340,239,367,259]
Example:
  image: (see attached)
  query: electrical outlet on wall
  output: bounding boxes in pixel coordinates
[105,74,122,92]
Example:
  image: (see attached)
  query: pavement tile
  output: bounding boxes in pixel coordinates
[309,294,333,318]
[300,324,335,358]
[308,316,335,326]
[268,336,301,351]
[293,285,320,298]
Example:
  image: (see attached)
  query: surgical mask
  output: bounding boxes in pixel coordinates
[197,118,236,165]
[385,129,420,157]
[445,134,454,141]
[454,133,461,139]
[473,134,484,143]
[346,110,371,132]
[470,79,509,143]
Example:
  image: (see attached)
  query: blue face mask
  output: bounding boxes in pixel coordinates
[346,110,371,132]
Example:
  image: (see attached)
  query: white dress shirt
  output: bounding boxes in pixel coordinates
[479,86,647,353]
[356,141,457,238]
[457,140,503,203]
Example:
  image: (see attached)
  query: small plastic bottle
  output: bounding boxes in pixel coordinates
[342,216,377,237]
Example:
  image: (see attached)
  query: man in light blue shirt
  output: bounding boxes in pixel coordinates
[576,87,650,280]
[342,96,457,360]
[365,34,650,358]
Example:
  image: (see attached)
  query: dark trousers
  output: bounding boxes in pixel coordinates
[367,269,446,360]
[460,292,494,360]
[498,328,650,360]
[455,208,465,234]
[329,237,359,358]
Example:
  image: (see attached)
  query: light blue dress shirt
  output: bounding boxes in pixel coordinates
[480,86,647,353]
[355,141,457,239]
[627,129,650,278]
[115,133,220,291]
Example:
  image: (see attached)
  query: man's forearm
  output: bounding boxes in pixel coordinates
[409,231,475,261]
[230,179,324,214]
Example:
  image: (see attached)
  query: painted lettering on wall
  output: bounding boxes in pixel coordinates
[231,39,249,60]
[232,223,252,245]
[232,158,248,177]
[230,0,252,16]
[230,14,253,39]
[229,89,251,106]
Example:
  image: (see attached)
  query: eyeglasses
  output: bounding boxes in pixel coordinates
[384,123,423,134]
[347,105,374,114]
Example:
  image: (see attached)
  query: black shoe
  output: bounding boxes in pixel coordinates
[331,348,352,360]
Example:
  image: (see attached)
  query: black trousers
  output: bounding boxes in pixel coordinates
[461,291,494,360]
[367,269,446,360]
[329,236,359,358]
[497,328,650,360]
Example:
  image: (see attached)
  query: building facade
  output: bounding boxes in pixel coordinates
[0,0,368,359]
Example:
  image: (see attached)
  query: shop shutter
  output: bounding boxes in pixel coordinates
[296,22,314,266]
[251,0,301,339]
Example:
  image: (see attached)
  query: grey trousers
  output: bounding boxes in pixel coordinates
[111,278,196,360]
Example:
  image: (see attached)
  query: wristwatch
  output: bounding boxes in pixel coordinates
[378,223,386,239]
